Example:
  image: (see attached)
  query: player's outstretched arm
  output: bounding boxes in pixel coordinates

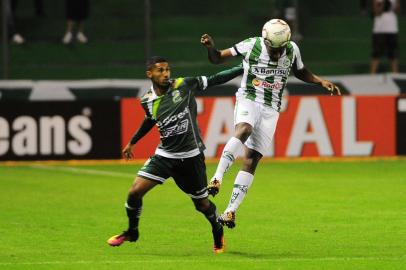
[206,65,244,87]
[293,66,341,96]
[200,34,234,64]
[123,117,156,160]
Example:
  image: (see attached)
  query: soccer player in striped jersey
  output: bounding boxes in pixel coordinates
[107,56,243,253]
[200,19,341,228]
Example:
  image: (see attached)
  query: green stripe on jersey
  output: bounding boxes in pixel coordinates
[152,97,162,119]
[279,76,289,109]
[264,76,274,107]
[244,38,262,100]
[286,43,294,61]
[173,78,184,89]
[248,38,262,66]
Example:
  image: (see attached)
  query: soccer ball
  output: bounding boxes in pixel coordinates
[262,19,291,48]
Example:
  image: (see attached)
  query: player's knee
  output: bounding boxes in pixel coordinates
[128,188,144,201]
[193,198,210,212]
[242,150,262,173]
[235,123,253,142]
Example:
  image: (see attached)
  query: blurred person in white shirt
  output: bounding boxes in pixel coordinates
[371,0,400,73]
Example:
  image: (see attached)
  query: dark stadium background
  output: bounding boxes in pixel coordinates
[1,0,406,79]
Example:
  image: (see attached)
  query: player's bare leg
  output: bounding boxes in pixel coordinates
[390,58,399,73]
[370,58,380,74]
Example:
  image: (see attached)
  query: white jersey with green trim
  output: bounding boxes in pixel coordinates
[230,37,304,111]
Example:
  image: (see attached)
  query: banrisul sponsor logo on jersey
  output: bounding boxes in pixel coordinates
[250,65,288,76]
[0,101,121,160]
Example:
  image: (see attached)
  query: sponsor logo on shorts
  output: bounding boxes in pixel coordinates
[252,78,284,91]
[141,158,151,169]
[240,110,249,116]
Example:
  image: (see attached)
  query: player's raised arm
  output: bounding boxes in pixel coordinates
[206,65,243,87]
[292,66,341,96]
[200,34,234,64]
[185,65,243,91]
[122,117,156,160]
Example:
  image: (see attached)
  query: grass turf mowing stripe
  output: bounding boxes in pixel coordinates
[29,164,135,178]
[0,256,405,265]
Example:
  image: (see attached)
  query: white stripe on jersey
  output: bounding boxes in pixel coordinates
[201,76,208,90]
[155,147,200,159]
[229,38,304,111]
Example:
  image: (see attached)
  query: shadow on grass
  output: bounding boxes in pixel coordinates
[227,250,300,260]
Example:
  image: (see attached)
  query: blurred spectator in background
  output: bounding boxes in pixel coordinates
[5,0,25,44]
[370,0,400,73]
[62,0,90,44]
[284,5,302,43]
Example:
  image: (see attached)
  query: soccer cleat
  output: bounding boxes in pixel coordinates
[12,33,25,45]
[218,211,236,229]
[107,229,139,246]
[76,32,88,43]
[207,178,221,197]
[212,226,225,254]
[62,32,73,44]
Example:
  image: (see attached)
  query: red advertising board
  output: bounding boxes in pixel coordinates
[121,96,396,158]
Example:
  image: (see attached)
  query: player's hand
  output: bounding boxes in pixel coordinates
[200,34,215,48]
[122,143,134,160]
[321,80,341,96]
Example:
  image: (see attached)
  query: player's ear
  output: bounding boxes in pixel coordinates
[146,70,152,78]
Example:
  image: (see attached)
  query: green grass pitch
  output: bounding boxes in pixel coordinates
[0,159,405,270]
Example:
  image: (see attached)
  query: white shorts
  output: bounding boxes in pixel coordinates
[234,97,279,156]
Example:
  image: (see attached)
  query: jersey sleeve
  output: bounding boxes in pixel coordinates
[140,100,154,120]
[230,37,256,56]
[206,65,243,88]
[179,76,208,92]
[291,41,305,70]
[184,65,243,92]
[178,77,200,91]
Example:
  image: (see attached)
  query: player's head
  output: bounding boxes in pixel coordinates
[262,19,291,61]
[146,56,171,88]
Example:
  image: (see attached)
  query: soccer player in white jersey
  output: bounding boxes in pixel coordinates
[200,19,341,228]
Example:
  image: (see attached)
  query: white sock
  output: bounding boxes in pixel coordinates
[213,137,244,182]
[225,171,254,213]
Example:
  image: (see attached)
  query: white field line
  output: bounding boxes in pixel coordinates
[30,164,135,178]
[0,256,405,266]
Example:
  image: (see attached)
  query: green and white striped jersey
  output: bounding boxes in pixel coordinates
[230,37,304,111]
